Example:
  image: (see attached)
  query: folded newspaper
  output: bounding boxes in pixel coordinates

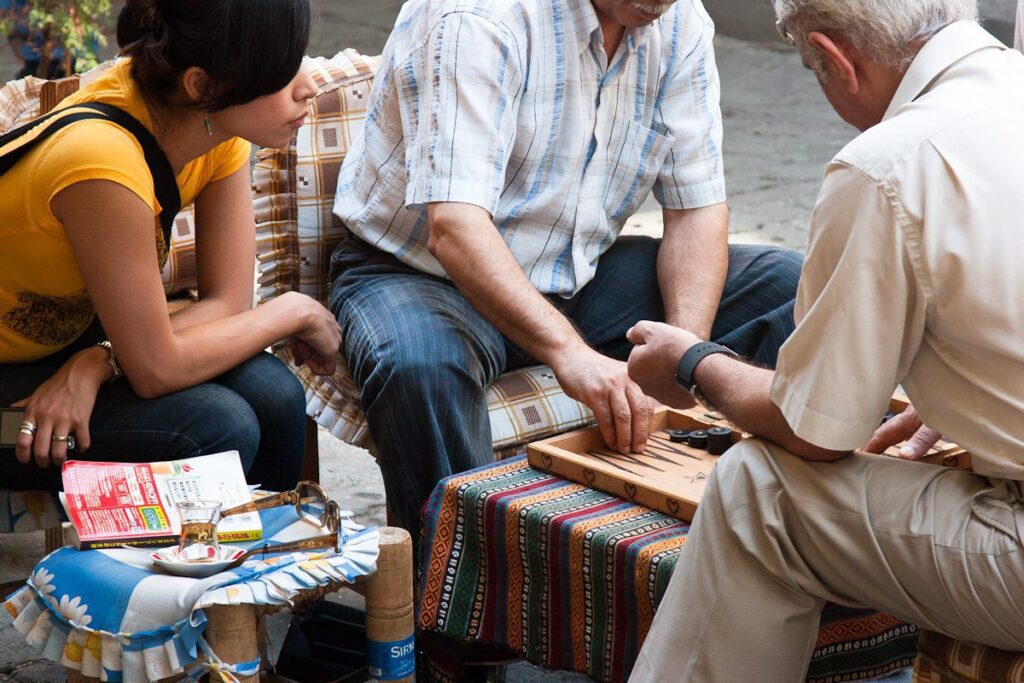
[61,451,262,550]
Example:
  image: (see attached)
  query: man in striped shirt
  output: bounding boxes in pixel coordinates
[330,0,802,536]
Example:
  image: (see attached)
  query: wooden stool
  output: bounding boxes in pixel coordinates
[913,630,1024,682]
[65,527,414,683]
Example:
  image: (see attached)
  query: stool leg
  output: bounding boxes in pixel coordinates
[45,526,64,553]
[205,604,259,683]
[365,526,415,682]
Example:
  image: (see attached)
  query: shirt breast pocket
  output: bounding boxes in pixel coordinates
[604,120,673,221]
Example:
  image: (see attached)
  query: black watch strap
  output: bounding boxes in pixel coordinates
[675,342,738,391]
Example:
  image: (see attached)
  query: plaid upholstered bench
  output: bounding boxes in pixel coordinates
[913,631,1024,682]
[251,51,595,458]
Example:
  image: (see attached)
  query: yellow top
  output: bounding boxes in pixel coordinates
[0,60,251,362]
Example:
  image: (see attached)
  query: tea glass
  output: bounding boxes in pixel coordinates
[176,500,222,562]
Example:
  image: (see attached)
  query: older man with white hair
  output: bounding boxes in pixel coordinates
[625,0,1024,679]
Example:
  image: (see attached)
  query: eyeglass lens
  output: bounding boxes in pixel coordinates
[297,482,328,527]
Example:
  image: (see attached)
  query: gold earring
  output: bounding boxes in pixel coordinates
[203,115,213,136]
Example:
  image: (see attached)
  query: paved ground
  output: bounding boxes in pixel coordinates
[1,1,912,681]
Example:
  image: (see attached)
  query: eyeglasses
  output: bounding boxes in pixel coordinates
[221,480,341,533]
[220,481,344,561]
[776,19,797,46]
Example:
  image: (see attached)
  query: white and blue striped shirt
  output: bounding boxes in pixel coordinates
[334,0,726,297]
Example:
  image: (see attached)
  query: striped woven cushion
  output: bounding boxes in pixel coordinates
[253,51,595,452]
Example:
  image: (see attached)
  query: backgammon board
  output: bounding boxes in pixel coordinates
[527,399,971,522]
[527,407,737,521]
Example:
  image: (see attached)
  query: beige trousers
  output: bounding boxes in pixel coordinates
[630,439,1024,682]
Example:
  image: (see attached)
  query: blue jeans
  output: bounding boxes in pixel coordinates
[0,335,306,494]
[329,236,803,538]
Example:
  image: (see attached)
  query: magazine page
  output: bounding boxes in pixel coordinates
[62,451,261,549]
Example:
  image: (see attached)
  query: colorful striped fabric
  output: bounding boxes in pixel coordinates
[419,456,918,682]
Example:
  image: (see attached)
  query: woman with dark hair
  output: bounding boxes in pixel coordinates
[0,0,338,493]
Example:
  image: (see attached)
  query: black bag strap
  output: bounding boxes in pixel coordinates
[0,102,181,247]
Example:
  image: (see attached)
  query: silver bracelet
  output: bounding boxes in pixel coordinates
[96,340,123,382]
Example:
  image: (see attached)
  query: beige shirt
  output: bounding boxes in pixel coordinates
[770,22,1024,480]
[1017,0,1024,51]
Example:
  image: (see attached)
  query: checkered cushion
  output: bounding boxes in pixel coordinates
[162,205,198,294]
[913,631,1024,682]
[253,51,595,452]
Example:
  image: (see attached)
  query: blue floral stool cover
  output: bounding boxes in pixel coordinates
[3,506,378,682]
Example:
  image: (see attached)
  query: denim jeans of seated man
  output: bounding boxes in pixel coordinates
[0,321,306,494]
[329,234,803,544]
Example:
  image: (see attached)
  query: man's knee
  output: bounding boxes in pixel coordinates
[707,438,783,511]
[730,245,802,287]
[368,341,491,400]
[342,304,499,401]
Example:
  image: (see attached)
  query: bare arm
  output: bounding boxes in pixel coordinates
[15,177,339,468]
[169,164,257,330]
[693,353,848,461]
[626,321,847,462]
[658,204,729,337]
[427,202,651,454]
[53,179,340,398]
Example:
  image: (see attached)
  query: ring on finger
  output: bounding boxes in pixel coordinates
[52,434,78,450]
[19,420,36,436]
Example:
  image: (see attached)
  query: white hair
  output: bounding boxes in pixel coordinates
[774,0,980,67]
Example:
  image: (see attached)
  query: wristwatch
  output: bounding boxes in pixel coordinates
[674,341,738,408]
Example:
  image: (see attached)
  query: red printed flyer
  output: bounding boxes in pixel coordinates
[62,451,261,550]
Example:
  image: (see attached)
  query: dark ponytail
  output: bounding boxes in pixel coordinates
[117,0,311,112]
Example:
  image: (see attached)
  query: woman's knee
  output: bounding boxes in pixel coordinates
[172,385,262,470]
[217,353,305,414]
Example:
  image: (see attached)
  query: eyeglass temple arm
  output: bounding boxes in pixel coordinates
[220,491,295,519]
[228,534,338,568]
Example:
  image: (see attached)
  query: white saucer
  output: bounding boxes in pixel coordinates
[150,546,247,579]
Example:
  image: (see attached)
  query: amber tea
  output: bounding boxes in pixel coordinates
[176,500,222,560]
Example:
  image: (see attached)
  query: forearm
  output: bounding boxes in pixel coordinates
[428,203,587,368]
[118,293,308,398]
[658,205,729,337]
[53,346,117,390]
[169,296,252,332]
[696,354,849,461]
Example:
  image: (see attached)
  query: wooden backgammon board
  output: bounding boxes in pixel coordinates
[527,399,972,522]
[527,406,738,522]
